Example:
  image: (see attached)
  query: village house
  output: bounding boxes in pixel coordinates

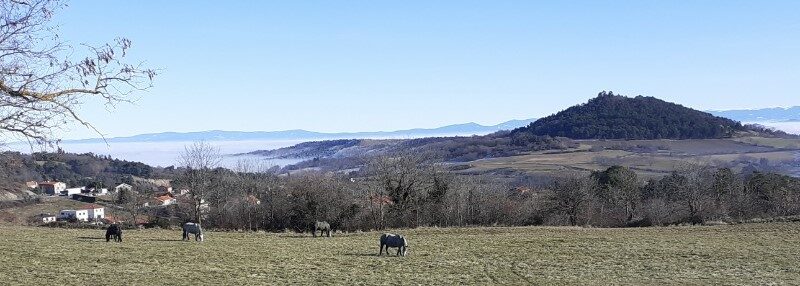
[26,181,38,189]
[85,205,105,221]
[148,193,177,207]
[58,205,105,222]
[58,209,89,221]
[80,187,109,196]
[38,181,66,196]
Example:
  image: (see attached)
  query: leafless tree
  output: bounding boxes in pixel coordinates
[115,184,150,226]
[674,163,715,223]
[366,151,431,228]
[551,172,596,226]
[176,141,221,225]
[0,0,156,145]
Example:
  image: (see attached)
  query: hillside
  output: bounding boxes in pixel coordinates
[516,92,747,140]
[0,151,160,201]
[243,133,575,166]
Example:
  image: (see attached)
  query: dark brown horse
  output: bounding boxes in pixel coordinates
[106,224,122,242]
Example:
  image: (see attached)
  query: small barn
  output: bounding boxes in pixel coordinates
[33,213,57,223]
[72,194,97,203]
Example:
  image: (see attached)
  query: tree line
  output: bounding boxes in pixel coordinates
[149,144,800,231]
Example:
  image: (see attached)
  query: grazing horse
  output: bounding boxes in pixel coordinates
[379,233,408,256]
[182,222,204,242]
[313,221,331,237]
[105,224,122,242]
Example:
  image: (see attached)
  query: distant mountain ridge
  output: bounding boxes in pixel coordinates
[708,106,800,122]
[63,118,537,143]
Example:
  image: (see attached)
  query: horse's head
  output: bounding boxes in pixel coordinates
[402,237,409,256]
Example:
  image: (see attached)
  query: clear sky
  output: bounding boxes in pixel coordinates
[54,1,800,139]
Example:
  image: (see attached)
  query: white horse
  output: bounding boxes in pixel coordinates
[182,222,204,242]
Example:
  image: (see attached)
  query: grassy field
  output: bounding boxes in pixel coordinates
[0,223,799,285]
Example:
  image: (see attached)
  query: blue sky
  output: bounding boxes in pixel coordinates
[54,1,800,139]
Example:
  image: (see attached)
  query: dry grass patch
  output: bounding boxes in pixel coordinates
[0,223,799,285]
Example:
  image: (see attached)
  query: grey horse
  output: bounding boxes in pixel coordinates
[379,233,408,256]
[105,224,122,242]
[313,221,331,237]
[182,222,204,242]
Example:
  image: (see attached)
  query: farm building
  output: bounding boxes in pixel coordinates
[62,187,83,196]
[38,181,66,196]
[84,205,105,221]
[33,214,57,223]
[58,205,105,222]
[58,209,89,221]
[72,194,97,203]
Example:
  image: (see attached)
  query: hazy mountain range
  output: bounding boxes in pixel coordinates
[64,118,538,144]
[57,106,800,144]
[707,106,800,122]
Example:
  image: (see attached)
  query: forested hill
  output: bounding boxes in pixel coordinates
[515,92,747,140]
[0,151,158,195]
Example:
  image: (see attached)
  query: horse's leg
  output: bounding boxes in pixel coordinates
[118,232,122,242]
[106,234,110,242]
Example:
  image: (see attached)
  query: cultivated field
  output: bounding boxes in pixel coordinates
[0,223,799,285]
[466,137,800,178]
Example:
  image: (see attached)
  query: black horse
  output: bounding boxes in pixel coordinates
[106,224,122,242]
[312,221,332,237]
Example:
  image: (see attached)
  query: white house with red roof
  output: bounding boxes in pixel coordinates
[154,193,177,206]
[38,181,66,196]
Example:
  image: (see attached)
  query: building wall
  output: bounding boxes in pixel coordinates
[59,210,90,221]
[87,208,105,220]
[64,188,83,196]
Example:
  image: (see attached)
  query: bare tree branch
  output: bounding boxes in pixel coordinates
[0,0,156,146]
